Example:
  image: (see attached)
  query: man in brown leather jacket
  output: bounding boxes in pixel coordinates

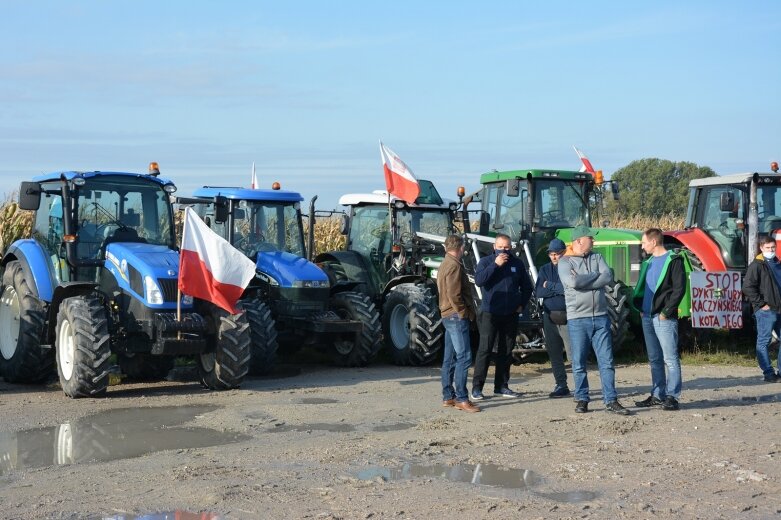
[437,234,480,412]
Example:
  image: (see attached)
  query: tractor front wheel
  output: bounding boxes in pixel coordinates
[330,291,381,367]
[382,284,443,366]
[241,298,279,375]
[55,295,111,398]
[198,308,251,390]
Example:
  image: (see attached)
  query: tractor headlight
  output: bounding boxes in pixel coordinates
[181,294,193,305]
[292,280,330,288]
[144,276,164,305]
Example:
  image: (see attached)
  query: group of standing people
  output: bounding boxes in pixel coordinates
[437,226,689,415]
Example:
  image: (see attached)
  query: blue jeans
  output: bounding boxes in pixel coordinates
[754,309,781,378]
[641,314,682,399]
[441,315,472,402]
[567,315,617,404]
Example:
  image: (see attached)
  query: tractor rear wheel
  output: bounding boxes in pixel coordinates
[382,283,443,366]
[605,281,630,352]
[330,291,381,367]
[0,260,53,383]
[55,295,111,398]
[118,353,174,381]
[241,298,279,375]
[198,309,251,390]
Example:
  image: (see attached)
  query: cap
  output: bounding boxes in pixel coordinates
[547,238,567,253]
[571,225,595,241]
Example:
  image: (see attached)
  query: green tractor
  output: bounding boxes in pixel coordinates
[461,169,643,351]
[314,180,457,366]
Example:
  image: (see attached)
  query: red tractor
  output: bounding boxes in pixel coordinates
[664,162,781,338]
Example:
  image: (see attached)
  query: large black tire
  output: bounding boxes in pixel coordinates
[0,260,54,383]
[241,298,279,375]
[117,353,174,381]
[55,295,111,398]
[330,291,381,367]
[382,283,443,366]
[198,309,251,390]
[605,281,630,352]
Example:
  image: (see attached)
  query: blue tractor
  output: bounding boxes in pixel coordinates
[178,186,381,371]
[0,167,252,398]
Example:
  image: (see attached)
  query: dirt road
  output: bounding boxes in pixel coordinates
[0,361,778,519]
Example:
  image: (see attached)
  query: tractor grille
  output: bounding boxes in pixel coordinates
[158,278,179,303]
[273,287,328,317]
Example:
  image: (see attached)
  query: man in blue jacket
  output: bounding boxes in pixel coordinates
[535,238,571,398]
[471,233,533,400]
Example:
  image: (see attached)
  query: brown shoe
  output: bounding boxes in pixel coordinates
[454,400,481,413]
[442,399,456,407]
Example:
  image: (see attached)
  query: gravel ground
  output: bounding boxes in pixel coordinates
[0,360,779,519]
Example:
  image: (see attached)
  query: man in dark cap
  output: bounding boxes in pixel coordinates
[535,237,571,398]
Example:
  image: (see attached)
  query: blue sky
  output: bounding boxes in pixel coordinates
[1,1,779,210]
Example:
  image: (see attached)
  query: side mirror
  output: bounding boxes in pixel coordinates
[214,196,229,223]
[340,214,350,235]
[719,191,735,212]
[610,182,620,201]
[505,178,520,197]
[18,182,42,211]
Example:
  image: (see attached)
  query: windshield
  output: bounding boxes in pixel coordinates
[758,185,781,234]
[396,209,452,244]
[534,179,588,228]
[348,206,391,257]
[482,179,588,238]
[75,176,173,258]
[232,200,304,256]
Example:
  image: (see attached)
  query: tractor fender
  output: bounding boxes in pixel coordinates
[382,275,431,297]
[45,282,100,345]
[313,251,376,297]
[663,229,727,271]
[2,240,57,302]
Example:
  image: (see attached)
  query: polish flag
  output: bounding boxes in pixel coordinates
[178,207,256,314]
[380,142,420,204]
[250,162,258,189]
[573,146,596,174]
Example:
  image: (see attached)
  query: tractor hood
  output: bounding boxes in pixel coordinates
[255,251,329,288]
[104,242,184,309]
[105,243,179,278]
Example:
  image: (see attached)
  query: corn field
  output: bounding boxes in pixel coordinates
[0,198,682,258]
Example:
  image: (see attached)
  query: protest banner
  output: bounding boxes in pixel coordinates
[690,271,743,329]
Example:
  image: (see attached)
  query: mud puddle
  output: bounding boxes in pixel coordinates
[299,397,338,404]
[268,422,354,433]
[103,511,222,519]
[357,462,598,503]
[0,405,249,475]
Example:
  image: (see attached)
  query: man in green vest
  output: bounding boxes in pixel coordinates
[632,228,688,411]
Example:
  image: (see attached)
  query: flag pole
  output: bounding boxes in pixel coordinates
[177,208,189,338]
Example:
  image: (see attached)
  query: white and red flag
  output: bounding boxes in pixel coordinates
[250,162,258,189]
[573,146,596,174]
[178,207,256,314]
[380,142,420,204]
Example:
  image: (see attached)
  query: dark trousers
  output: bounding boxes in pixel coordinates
[472,311,518,392]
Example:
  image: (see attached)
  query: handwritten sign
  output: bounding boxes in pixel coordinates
[690,272,743,329]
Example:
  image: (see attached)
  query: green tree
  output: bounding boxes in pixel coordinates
[610,158,716,219]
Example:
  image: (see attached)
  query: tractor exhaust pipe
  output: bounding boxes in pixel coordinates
[308,195,318,261]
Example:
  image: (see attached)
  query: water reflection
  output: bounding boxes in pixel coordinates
[0,405,249,475]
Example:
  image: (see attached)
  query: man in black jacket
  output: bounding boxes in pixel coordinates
[535,238,571,398]
[743,235,781,383]
[471,234,533,400]
[631,228,687,410]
